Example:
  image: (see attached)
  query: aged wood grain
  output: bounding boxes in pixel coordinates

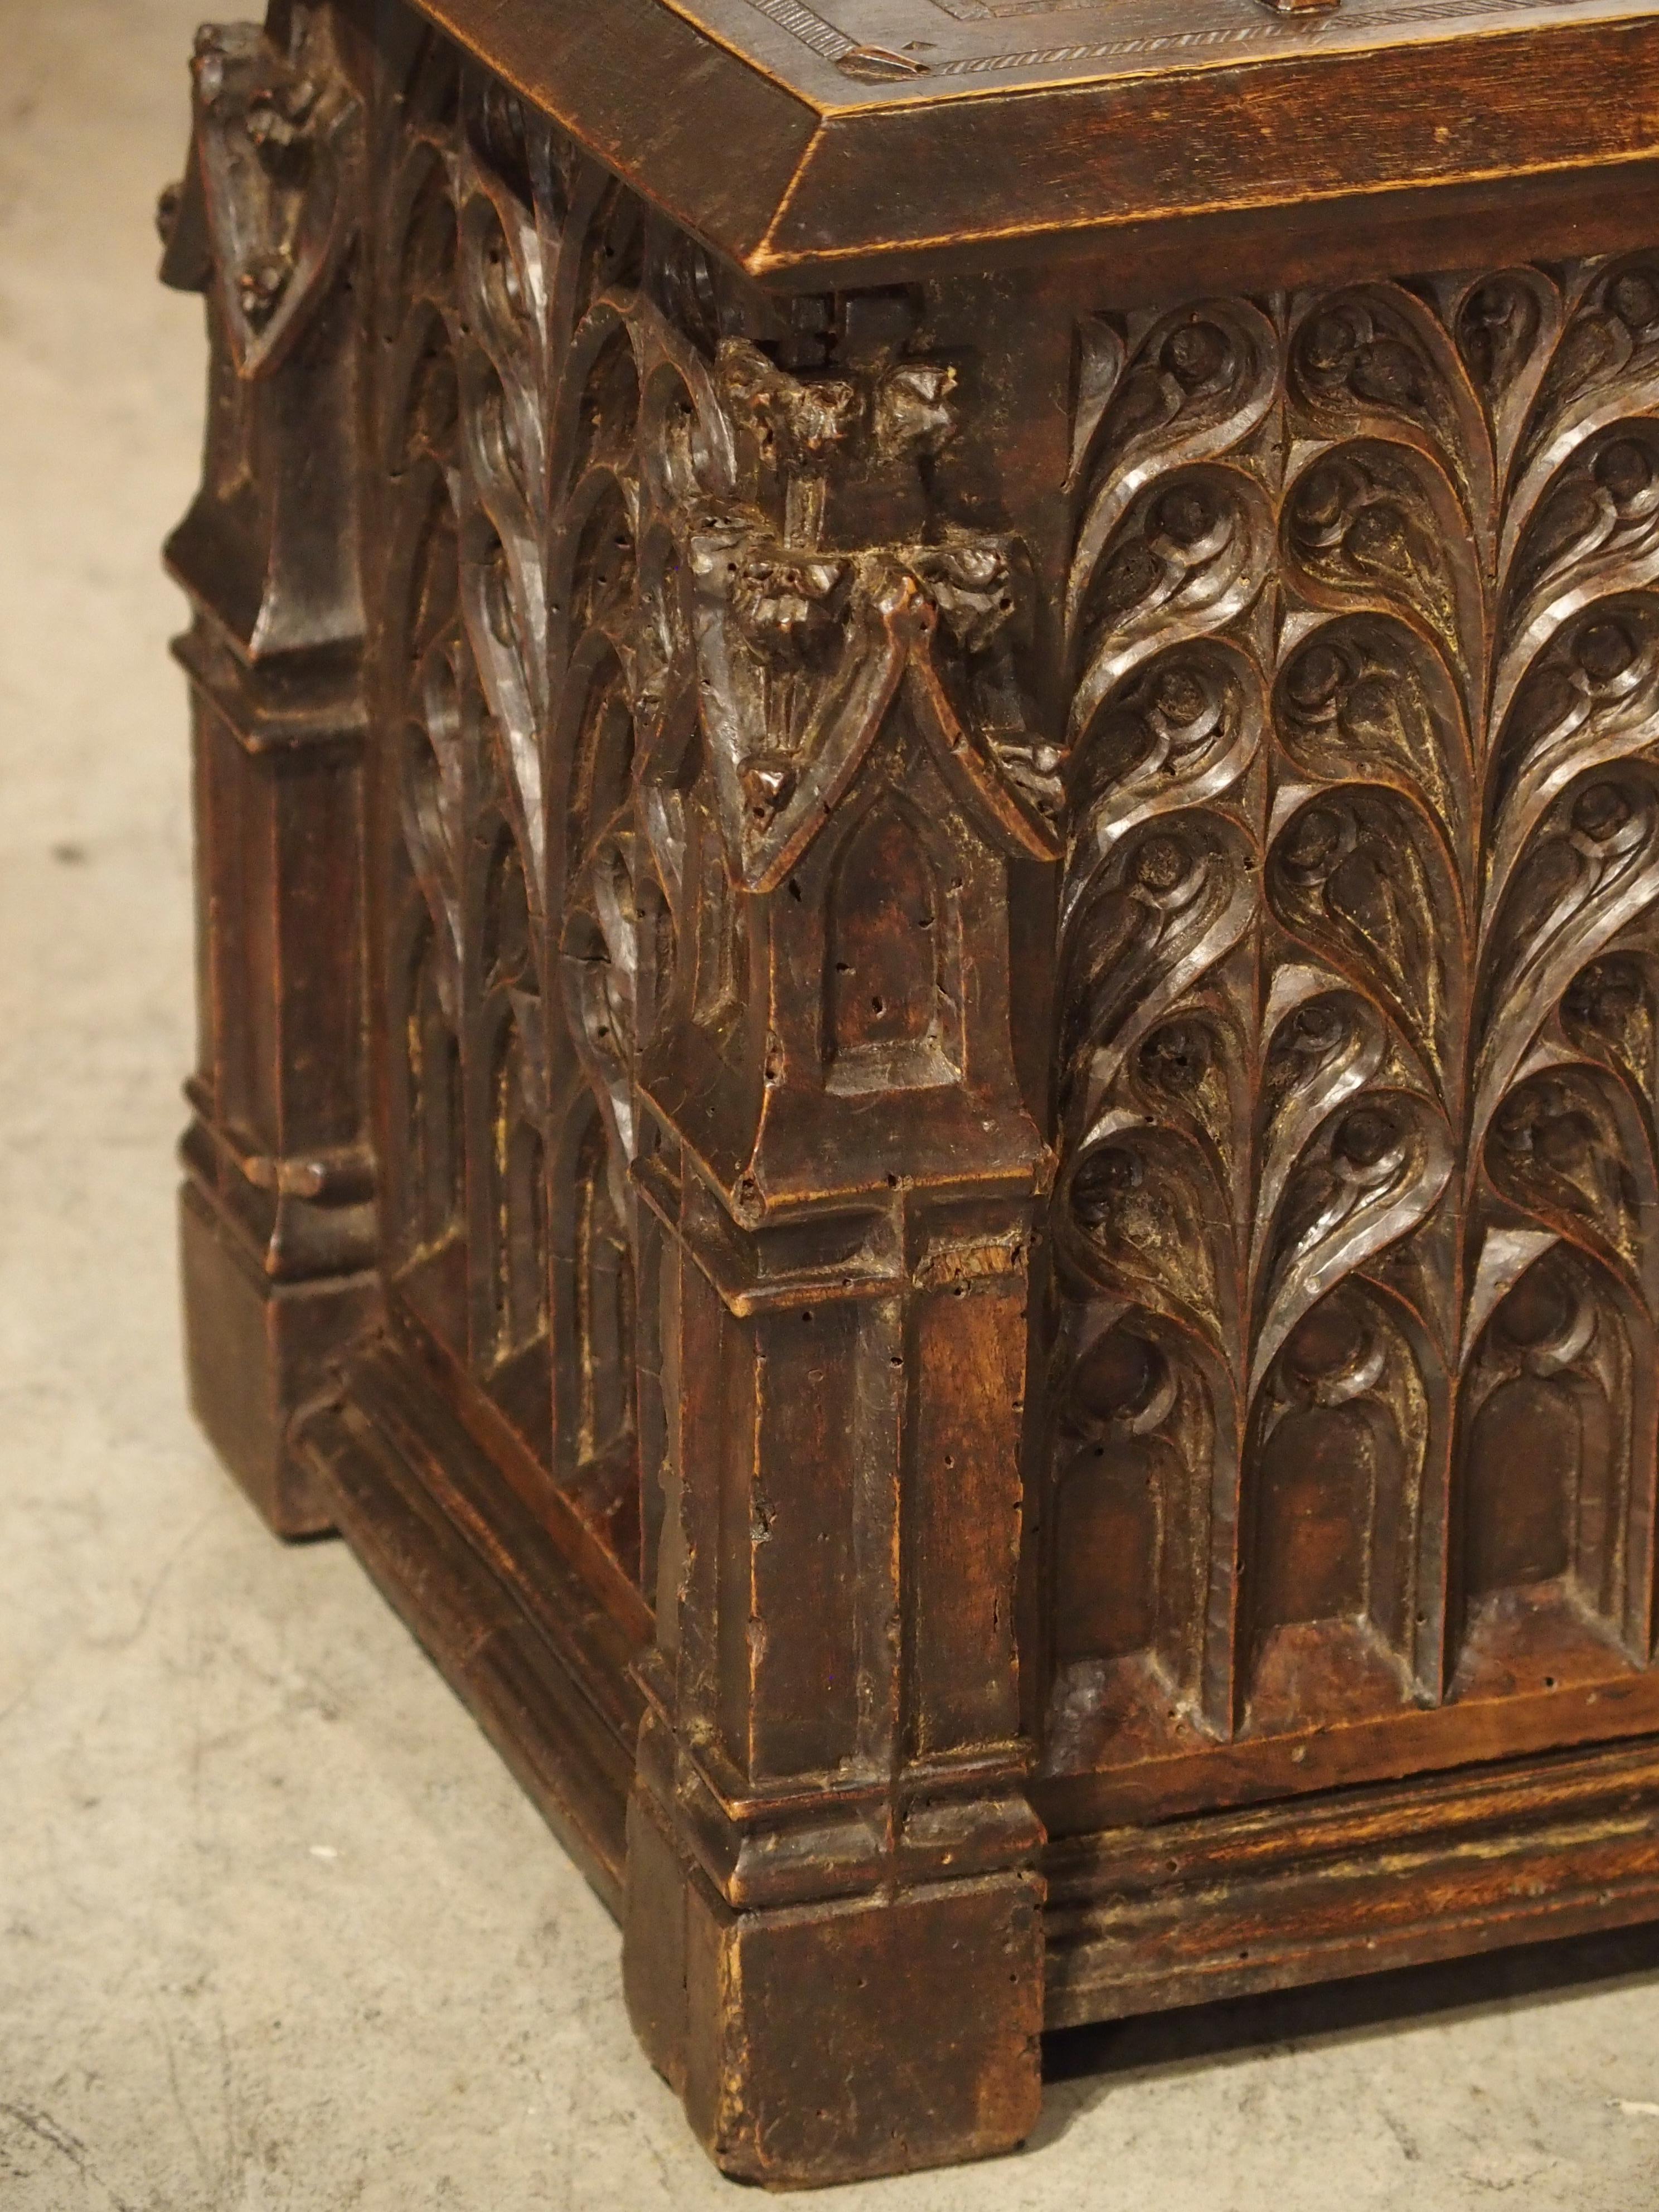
[166,0,1659,2186]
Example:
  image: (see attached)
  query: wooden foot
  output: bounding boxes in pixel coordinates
[180,1181,372,1537]
[624,1788,1043,2187]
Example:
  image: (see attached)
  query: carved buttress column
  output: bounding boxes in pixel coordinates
[617,304,1063,2179]
[163,3,376,1534]
[317,29,1060,2169]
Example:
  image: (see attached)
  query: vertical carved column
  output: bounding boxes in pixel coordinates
[352,45,1063,2144]
[163,3,376,1535]
[617,299,1061,2184]
[347,42,1060,2121]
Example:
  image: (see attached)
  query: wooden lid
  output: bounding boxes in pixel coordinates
[415,0,1659,281]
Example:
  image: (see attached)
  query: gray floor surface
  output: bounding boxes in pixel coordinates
[6,3,1659,2205]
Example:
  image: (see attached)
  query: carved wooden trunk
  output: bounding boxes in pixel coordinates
[163,0,1659,2185]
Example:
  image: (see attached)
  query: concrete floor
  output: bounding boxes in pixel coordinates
[7,3,1659,2205]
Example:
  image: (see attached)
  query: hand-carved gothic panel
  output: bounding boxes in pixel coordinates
[1052,256,1659,1764]
[367,18,1057,1600]
[351,9,1659,1785]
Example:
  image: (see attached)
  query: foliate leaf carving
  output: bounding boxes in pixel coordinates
[1068,316,1126,487]
[690,516,1059,894]
[561,831,644,1178]
[1257,978,1393,1258]
[1070,468,1273,732]
[1268,784,1461,1085]
[1070,300,1279,549]
[399,644,473,1016]
[1066,1124,1237,1354]
[1290,284,1492,528]
[1562,951,1659,1105]
[1485,1066,1658,1299]
[1487,597,1659,895]
[1055,249,1659,1752]
[1061,816,1256,1105]
[1129,1007,1254,1205]
[1283,440,1482,678]
[456,177,559,896]
[1456,267,1562,481]
[1068,641,1264,895]
[1514,256,1659,497]
[1515,411,1659,583]
[1251,1093,1454,1396]
[1275,617,1472,838]
[1474,770,1659,1141]
[1499,425,1659,701]
[371,50,678,1573]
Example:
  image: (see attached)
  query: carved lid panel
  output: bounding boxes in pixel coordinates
[695,0,1645,91]
[414,0,1659,280]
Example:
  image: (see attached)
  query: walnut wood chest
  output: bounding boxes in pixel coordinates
[162,0,1659,2184]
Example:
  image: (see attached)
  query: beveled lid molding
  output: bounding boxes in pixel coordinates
[414,0,1659,283]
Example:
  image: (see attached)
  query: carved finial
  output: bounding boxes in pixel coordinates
[173,20,362,375]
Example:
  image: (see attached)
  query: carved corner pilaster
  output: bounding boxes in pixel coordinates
[162,4,376,1534]
[610,300,1055,2182]
[622,1144,1047,2181]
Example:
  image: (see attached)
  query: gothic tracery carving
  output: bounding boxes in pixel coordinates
[1054,258,1659,1757]
[372,26,1054,1586]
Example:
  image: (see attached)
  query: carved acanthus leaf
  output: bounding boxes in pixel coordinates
[1474,770,1659,1141]
[1487,598,1659,905]
[1283,440,1482,681]
[1070,467,1274,736]
[1275,615,1473,846]
[1070,300,1279,576]
[1267,781,1462,1088]
[1497,425,1659,712]
[1453,268,1558,449]
[1510,257,1659,516]
[1065,1120,1239,1359]
[1290,284,1493,533]
[1061,815,1256,1116]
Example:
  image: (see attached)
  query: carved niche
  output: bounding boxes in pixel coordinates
[1051,263,1659,1768]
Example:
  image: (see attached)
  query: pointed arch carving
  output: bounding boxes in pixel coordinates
[824,788,958,1093]
[1051,257,1659,1774]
